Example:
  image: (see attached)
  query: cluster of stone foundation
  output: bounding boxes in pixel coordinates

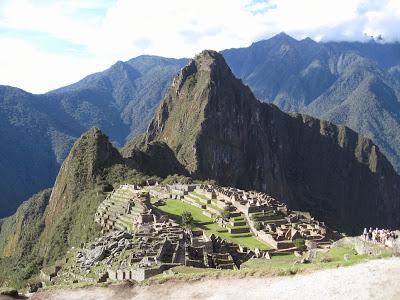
[42,183,332,284]
[153,184,331,252]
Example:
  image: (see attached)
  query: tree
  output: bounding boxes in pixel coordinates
[181,211,194,229]
[221,209,230,221]
[254,221,263,230]
[293,238,306,249]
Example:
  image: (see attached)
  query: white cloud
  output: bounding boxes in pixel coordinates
[0,38,101,93]
[0,0,399,93]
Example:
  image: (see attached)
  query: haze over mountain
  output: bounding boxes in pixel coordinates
[1,33,400,219]
[0,56,186,217]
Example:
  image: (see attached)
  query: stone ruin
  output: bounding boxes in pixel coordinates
[150,183,332,255]
[95,184,151,233]
[45,183,333,284]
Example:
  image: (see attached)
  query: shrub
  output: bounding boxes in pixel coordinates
[221,210,230,220]
[162,174,193,185]
[101,183,114,192]
[320,256,333,263]
[249,214,258,221]
[181,211,194,229]
[293,238,306,249]
[254,221,263,231]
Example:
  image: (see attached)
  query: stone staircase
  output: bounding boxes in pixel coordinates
[95,186,144,232]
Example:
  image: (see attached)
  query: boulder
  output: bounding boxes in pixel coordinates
[108,241,118,250]
[305,240,317,250]
[28,282,42,293]
[84,246,106,266]
[354,239,382,256]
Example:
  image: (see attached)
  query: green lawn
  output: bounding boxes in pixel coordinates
[249,211,285,221]
[190,191,210,200]
[241,244,393,275]
[153,198,272,250]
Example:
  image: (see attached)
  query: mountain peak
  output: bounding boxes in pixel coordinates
[140,51,400,232]
[45,127,122,226]
[301,36,317,44]
[191,49,231,73]
[194,49,223,63]
[270,32,297,42]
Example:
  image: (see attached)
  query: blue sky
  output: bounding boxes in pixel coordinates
[0,0,399,93]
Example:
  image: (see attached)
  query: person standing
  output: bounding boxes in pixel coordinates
[363,228,368,240]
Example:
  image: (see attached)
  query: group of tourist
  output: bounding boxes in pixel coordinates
[362,227,398,244]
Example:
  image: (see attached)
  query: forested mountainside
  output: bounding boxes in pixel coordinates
[222,33,400,173]
[0,56,186,217]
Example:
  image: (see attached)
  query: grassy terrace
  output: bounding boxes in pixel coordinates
[249,211,285,222]
[152,198,272,250]
[190,191,209,200]
[241,243,393,274]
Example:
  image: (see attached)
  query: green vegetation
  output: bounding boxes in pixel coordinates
[152,198,271,250]
[162,174,193,185]
[181,211,194,229]
[145,243,395,285]
[0,189,51,288]
[221,210,231,220]
[293,238,305,249]
[241,244,393,275]
[190,191,208,200]
[0,131,155,288]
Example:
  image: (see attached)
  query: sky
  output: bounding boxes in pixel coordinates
[0,0,399,93]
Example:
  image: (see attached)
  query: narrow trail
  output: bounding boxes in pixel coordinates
[29,257,400,300]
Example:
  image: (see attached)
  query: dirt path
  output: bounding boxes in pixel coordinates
[29,257,400,300]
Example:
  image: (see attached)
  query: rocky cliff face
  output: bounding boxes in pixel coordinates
[137,50,400,233]
[123,140,187,178]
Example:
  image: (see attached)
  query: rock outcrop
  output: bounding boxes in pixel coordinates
[126,50,400,233]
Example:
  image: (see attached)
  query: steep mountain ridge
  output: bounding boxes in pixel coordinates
[222,35,400,174]
[0,56,186,217]
[132,50,400,233]
[44,128,123,227]
[0,126,159,280]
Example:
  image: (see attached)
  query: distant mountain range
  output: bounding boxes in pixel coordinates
[1,33,400,217]
[0,56,186,217]
[222,33,400,173]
